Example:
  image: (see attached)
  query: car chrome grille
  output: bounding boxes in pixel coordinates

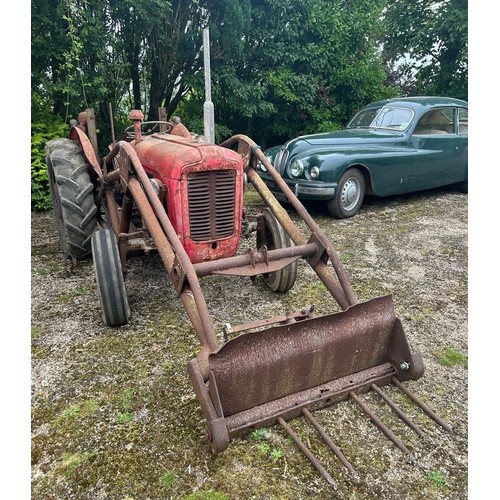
[274,148,289,174]
[188,170,236,241]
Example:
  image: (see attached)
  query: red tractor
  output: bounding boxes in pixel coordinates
[45,108,451,487]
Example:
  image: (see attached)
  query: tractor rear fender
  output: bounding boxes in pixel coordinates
[69,124,104,182]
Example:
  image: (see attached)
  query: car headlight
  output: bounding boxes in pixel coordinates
[310,166,320,179]
[257,155,273,172]
[290,160,304,178]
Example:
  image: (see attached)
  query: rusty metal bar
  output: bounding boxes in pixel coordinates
[349,391,411,454]
[127,175,219,354]
[118,193,134,236]
[104,189,121,235]
[301,408,356,475]
[187,358,229,452]
[221,134,358,307]
[193,243,317,277]
[158,107,168,131]
[223,306,315,339]
[277,417,338,489]
[392,378,454,434]
[128,179,214,365]
[107,143,219,353]
[370,384,424,437]
[103,169,121,184]
[245,167,351,310]
[85,108,99,160]
[69,126,103,181]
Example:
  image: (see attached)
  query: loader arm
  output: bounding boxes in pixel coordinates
[87,127,452,489]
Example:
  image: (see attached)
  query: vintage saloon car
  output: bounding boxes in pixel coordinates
[257,96,468,218]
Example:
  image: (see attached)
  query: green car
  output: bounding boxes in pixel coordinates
[257,96,468,218]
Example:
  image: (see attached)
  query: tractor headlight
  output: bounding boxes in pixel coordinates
[290,160,304,178]
[310,166,320,179]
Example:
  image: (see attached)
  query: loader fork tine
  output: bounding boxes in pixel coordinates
[301,408,356,476]
[392,377,455,435]
[370,383,425,437]
[277,417,339,490]
[349,391,411,455]
[274,376,455,488]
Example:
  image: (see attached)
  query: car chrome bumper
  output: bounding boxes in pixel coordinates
[262,177,336,201]
[295,184,336,197]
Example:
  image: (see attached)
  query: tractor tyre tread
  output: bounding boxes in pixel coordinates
[258,208,298,293]
[46,138,98,259]
[91,229,130,327]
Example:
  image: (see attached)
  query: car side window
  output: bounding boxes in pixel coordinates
[414,108,454,135]
[458,108,468,134]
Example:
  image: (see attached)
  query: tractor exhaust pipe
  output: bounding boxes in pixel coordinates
[203,27,215,144]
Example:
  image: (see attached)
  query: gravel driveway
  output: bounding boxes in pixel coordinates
[31,186,467,499]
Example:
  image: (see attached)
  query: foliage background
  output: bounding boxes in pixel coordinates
[31,0,468,210]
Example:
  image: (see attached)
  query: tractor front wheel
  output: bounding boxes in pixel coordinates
[46,138,98,259]
[91,229,130,327]
[256,208,297,293]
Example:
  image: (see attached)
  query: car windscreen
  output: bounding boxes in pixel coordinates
[348,106,414,131]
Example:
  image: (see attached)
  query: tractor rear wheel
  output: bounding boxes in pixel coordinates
[46,138,98,259]
[256,208,297,293]
[91,229,130,327]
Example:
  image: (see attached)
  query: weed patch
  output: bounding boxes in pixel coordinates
[435,347,468,368]
[55,451,96,477]
[159,470,177,488]
[425,470,447,488]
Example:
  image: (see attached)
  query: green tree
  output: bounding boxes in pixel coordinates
[186,0,397,148]
[31,0,131,134]
[32,0,399,147]
[382,0,468,100]
[31,0,73,121]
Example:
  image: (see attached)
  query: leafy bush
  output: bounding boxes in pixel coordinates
[31,118,68,212]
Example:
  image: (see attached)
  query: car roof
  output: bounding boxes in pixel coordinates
[361,96,468,111]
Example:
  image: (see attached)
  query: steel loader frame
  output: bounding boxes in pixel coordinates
[69,122,453,488]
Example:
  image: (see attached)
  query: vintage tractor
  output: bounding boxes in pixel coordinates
[45,107,453,488]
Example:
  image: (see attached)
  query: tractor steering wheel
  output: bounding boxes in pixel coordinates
[124,121,173,139]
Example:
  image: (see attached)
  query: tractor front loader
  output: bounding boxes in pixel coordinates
[45,109,453,489]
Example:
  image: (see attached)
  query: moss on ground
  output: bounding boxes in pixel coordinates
[31,188,468,499]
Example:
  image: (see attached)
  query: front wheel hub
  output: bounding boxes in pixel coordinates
[341,179,360,209]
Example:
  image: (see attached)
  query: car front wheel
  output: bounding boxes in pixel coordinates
[327,168,365,219]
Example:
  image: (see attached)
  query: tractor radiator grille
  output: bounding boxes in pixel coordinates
[188,170,236,241]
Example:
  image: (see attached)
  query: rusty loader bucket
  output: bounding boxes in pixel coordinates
[90,127,453,488]
[187,135,454,487]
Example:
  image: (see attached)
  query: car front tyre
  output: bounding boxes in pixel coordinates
[327,168,365,219]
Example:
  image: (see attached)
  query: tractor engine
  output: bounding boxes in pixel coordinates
[132,133,245,264]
